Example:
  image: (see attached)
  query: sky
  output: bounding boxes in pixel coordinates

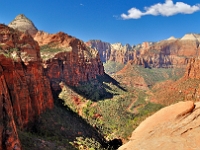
[0,0,200,45]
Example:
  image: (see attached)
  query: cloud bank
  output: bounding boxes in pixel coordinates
[121,0,200,19]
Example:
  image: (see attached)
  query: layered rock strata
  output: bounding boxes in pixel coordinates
[86,40,137,64]
[118,101,200,150]
[2,14,106,149]
[0,24,54,149]
[185,57,200,79]
[34,31,104,90]
[88,34,200,68]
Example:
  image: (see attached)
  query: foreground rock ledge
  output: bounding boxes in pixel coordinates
[118,101,200,150]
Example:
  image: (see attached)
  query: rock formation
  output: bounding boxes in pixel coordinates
[0,14,106,149]
[150,57,200,105]
[0,73,21,150]
[185,57,200,79]
[88,34,200,68]
[118,101,200,150]
[8,13,105,91]
[86,40,111,62]
[8,14,38,36]
[0,24,54,149]
[86,40,140,64]
[34,31,104,90]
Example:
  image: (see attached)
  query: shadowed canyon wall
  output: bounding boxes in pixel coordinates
[0,24,54,149]
[1,19,105,149]
[34,31,104,91]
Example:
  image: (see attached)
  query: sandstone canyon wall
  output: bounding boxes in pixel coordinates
[9,14,105,91]
[34,31,104,91]
[185,57,200,79]
[0,15,105,149]
[86,40,137,64]
[0,24,54,149]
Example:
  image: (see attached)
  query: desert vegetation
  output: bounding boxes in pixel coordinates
[58,71,165,141]
[40,44,72,60]
[17,55,185,150]
[103,61,125,74]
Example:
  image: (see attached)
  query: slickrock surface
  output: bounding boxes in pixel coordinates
[118,101,200,150]
[8,14,38,36]
[0,24,54,149]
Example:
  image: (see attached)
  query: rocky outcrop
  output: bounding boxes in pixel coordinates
[185,58,200,79]
[86,40,111,62]
[0,24,54,149]
[0,72,21,150]
[109,43,134,63]
[34,31,104,90]
[8,14,38,36]
[119,101,200,150]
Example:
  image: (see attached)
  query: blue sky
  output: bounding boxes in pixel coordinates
[0,0,200,45]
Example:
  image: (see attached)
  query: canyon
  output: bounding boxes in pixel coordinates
[0,14,105,149]
[2,14,200,150]
[118,53,200,149]
[0,24,54,150]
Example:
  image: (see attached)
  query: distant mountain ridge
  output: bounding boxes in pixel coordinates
[7,14,200,69]
[86,40,154,64]
[87,33,200,68]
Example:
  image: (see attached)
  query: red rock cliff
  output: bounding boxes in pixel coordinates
[0,24,54,149]
[0,69,21,150]
[34,31,104,90]
[185,58,200,79]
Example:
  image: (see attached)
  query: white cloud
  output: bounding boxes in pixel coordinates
[121,0,200,19]
[121,8,143,19]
